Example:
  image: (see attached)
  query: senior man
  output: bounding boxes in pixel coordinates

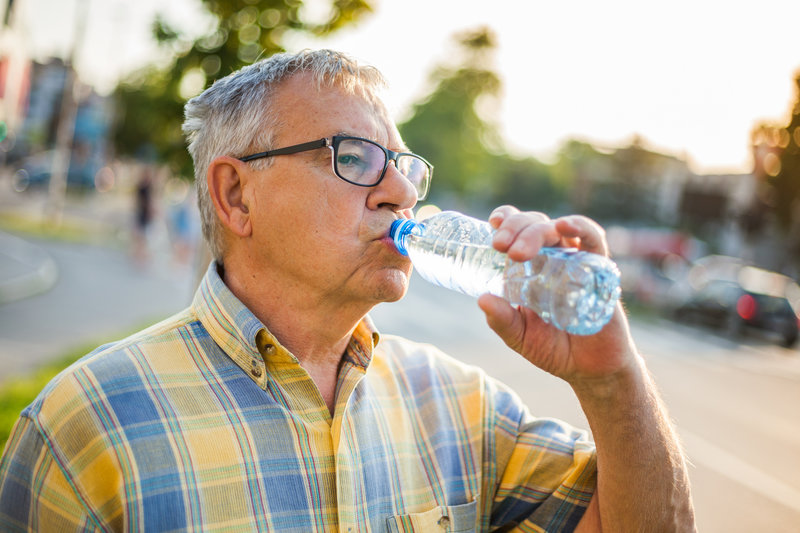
[0,50,695,532]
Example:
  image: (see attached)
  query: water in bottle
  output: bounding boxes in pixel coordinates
[390,211,621,335]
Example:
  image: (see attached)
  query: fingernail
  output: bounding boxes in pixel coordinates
[489,212,505,226]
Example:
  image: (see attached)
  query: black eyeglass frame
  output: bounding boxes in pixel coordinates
[238,135,433,200]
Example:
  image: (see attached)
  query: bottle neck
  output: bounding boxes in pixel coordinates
[389,218,421,256]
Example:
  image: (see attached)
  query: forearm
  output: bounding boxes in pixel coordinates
[572,354,696,532]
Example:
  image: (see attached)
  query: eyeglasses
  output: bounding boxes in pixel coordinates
[239,135,433,201]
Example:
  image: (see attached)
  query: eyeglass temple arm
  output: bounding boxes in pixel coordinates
[238,138,330,162]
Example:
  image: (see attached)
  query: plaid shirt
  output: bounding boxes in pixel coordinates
[0,264,596,532]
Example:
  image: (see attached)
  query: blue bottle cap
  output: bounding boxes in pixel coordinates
[389,219,420,256]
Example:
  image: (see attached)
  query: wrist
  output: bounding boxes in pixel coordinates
[569,352,649,406]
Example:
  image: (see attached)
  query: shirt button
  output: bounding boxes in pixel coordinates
[250,365,263,378]
[438,515,450,530]
[263,343,276,355]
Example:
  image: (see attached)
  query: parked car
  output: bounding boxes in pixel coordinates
[11,150,97,192]
[671,256,800,347]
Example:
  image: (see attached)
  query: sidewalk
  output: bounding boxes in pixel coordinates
[0,180,130,305]
[0,182,198,381]
[0,230,59,304]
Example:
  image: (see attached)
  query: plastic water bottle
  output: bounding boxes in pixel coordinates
[390,211,622,335]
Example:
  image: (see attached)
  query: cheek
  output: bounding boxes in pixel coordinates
[320,183,370,233]
[255,171,368,255]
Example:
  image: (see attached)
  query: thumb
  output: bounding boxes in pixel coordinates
[478,293,525,351]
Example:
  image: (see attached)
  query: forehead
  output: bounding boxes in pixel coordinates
[271,72,399,145]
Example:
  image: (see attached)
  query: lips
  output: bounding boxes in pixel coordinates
[372,215,406,240]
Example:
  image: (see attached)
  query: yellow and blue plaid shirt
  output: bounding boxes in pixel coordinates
[0,264,596,532]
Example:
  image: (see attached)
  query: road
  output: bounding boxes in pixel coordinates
[0,235,194,377]
[371,276,800,532]
[1,234,799,531]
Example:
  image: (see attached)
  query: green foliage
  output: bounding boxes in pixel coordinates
[112,0,373,177]
[0,344,91,450]
[399,27,568,214]
[0,211,106,244]
[398,25,691,224]
[552,140,607,214]
[398,27,502,199]
[488,154,567,214]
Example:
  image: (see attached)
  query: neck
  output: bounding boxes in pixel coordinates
[220,258,370,373]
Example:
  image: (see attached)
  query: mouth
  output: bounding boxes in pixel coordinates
[372,211,414,254]
[379,234,403,256]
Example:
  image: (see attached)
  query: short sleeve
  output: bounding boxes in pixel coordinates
[487,379,597,532]
[0,416,100,532]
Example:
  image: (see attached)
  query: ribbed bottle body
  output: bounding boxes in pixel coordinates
[501,247,621,334]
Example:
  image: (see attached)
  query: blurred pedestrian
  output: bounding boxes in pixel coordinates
[131,166,155,265]
[165,178,199,266]
[0,50,695,532]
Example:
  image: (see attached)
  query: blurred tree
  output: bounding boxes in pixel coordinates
[398,27,502,201]
[552,139,609,216]
[399,26,565,213]
[741,123,777,243]
[768,73,800,232]
[112,0,373,177]
[552,136,692,226]
[488,154,567,214]
[607,137,668,222]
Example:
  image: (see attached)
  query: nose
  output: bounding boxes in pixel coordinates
[367,161,418,211]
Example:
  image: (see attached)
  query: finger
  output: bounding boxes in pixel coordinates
[554,215,609,256]
[493,212,552,255]
[488,205,520,229]
[505,221,563,261]
[477,294,525,352]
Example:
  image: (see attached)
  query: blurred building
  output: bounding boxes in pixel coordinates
[570,137,761,263]
[679,172,755,258]
[12,58,114,189]
[567,138,695,227]
[649,136,790,276]
[0,0,32,145]
[17,59,69,152]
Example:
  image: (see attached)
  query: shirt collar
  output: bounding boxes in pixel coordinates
[192,262,268,386]
[346,316,380,371]
[192,261,382,384]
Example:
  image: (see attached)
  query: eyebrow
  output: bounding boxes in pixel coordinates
[337,132,410,153]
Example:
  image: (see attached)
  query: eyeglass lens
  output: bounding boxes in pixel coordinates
[334,138,430,198]
[334,139,385,185]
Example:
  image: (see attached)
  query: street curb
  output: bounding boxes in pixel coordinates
[0,231,59,305]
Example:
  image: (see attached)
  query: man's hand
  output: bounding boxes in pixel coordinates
[478,205,697,531]
[476,205,637,384]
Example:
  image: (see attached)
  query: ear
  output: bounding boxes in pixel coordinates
[207,156,252,239]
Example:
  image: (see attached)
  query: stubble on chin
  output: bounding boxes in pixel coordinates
[369,265,411,304]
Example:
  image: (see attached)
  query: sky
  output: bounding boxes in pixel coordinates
[20,0,800,174]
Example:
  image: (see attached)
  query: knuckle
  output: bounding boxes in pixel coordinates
[521,211,550,223]
[506,212,549,229]
[578,214,603,231]
[528,210,550,219]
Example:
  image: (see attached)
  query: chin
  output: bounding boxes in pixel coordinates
[370,268,410,303]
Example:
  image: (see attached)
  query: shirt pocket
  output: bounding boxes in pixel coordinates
[386,499,478,533]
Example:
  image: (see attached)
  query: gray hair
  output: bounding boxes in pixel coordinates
[182,49,387,261]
